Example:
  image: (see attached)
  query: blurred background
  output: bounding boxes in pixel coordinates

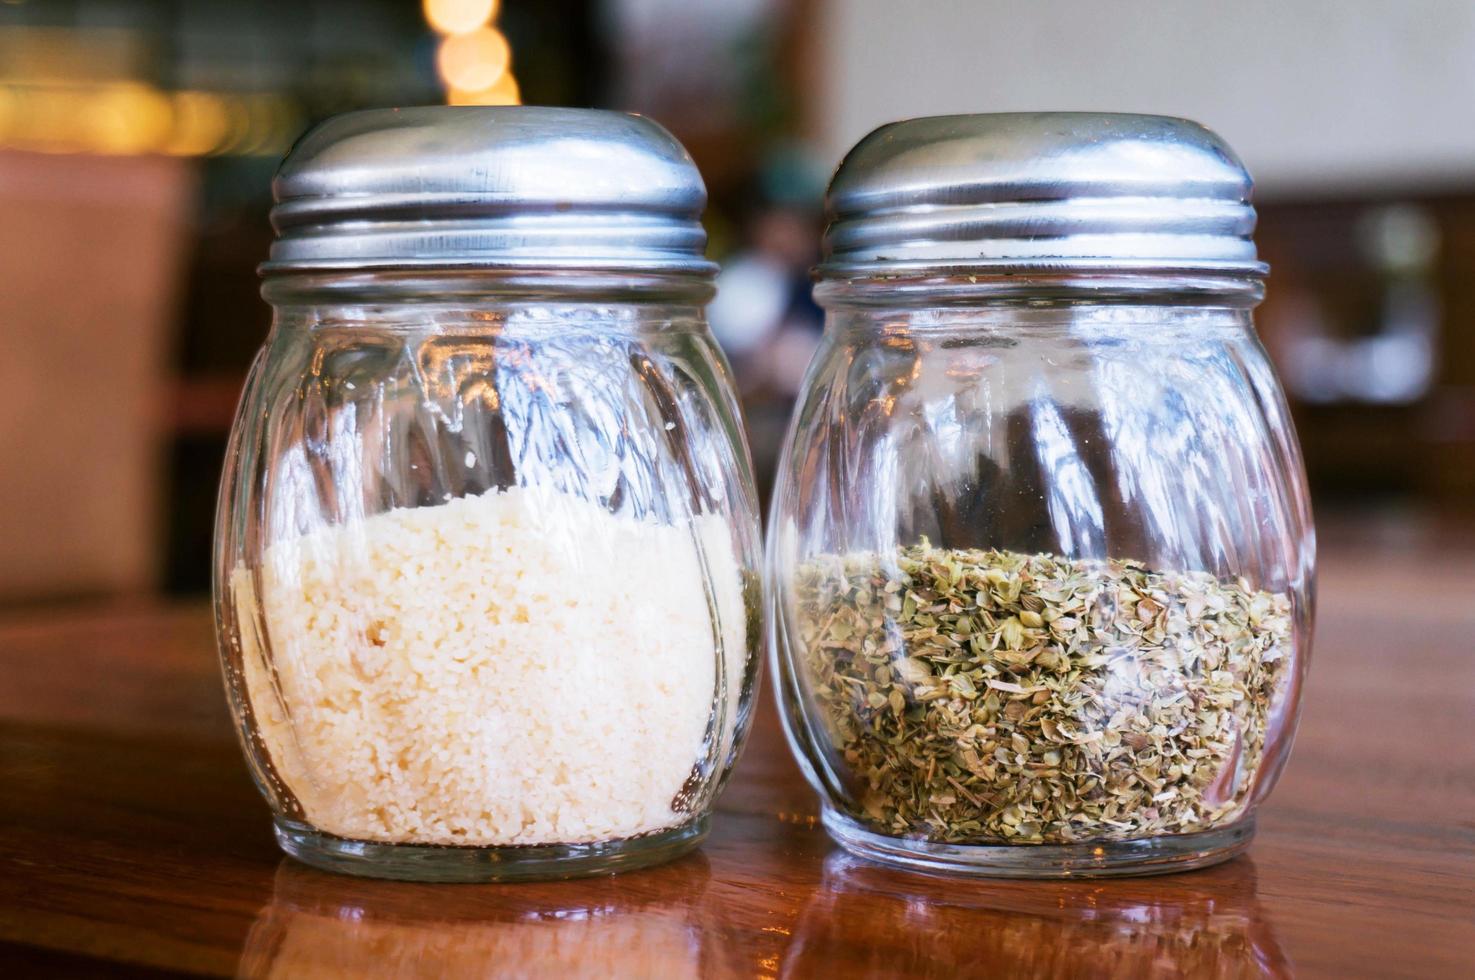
[1,0,1472,605]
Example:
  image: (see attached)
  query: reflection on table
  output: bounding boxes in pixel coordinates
[787,852,1290,979]
[240,853,758,979]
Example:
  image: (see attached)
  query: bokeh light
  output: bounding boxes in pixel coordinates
[436,26,511,93]
[83,82,173,155]
[448,73,520,106]
[162,91,229,156]
[423,0,498,37]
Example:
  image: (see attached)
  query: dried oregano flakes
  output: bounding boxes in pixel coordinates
[794,542,1293,845]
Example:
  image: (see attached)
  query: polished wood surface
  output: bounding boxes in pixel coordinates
[1,532,1472,978]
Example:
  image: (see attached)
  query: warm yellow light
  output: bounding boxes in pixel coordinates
[0,87,14,141]
[423,0,498,36]
[85,82,173,155]
[448,73,520,106]
[210,95,255,157]
[0,78,297,157]
[235,94,279,157]
[164,90,230,156]
[436,26,511,93]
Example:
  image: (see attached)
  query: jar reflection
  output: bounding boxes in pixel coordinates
[785,852,1291,979]
[240,855,727,978]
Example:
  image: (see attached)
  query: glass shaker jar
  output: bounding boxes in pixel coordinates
[214,107,761,881]
[768,113,1314,877]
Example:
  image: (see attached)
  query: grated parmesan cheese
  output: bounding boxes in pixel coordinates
[232,485,745,846]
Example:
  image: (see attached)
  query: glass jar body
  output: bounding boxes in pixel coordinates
[767,285,1314,877]
[215,272,761,881]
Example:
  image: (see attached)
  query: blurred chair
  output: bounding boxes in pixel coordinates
[0,150,195,601]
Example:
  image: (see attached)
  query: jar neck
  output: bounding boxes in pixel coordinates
[260,267,717,308]
[813,271,1264,311]
[822,304,1255,344]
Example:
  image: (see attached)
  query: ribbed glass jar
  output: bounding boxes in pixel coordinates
[767,273,1313,877]
[767,114,1314,877]
[213,107,761,881]
[216,270,760,881]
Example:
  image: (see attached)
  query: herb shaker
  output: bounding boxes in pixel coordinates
[214,107,761,882]
[767,113,1314,877]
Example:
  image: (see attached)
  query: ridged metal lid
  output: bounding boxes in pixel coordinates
[263,106,715,275]
[819,112,1266,279]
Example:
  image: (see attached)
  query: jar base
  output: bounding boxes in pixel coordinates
[274,815,709,883]
[821,806,1254,879]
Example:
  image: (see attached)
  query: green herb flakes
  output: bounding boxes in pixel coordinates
[795,543,1292,844]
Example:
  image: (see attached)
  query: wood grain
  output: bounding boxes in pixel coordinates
[0,537,1471,978]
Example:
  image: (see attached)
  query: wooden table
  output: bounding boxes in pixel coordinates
[1,537,1472,978]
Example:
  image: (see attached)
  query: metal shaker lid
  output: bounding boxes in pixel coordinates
[263,106,715,276]
[818,112,1266,279]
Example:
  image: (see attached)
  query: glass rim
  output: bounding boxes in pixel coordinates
[260,267,717,306]
[812,270,1265,309]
